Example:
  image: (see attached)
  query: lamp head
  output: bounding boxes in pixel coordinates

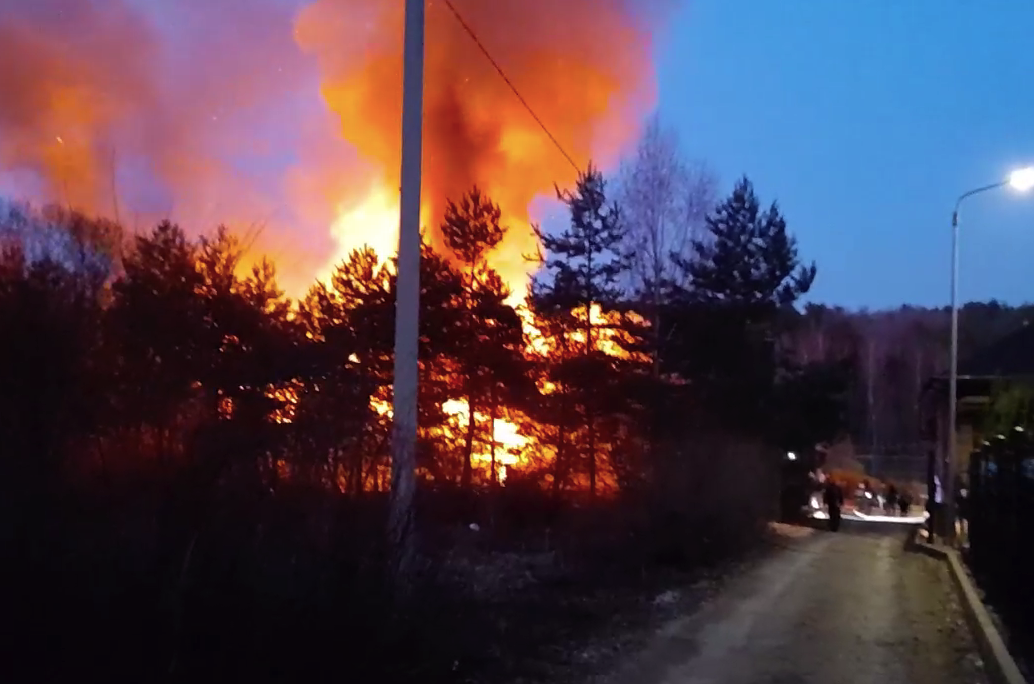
[1008,166,1034,192]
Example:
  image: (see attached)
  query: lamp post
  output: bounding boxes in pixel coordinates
[945,166,1034,540]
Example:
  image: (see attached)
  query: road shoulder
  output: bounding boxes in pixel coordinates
[599,525,830,684]
[600,524,988,684]
[914,535,1026,684]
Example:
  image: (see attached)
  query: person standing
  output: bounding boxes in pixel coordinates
[823,479,844,532]
[898,490,910,516]
[955,475,969,544]
[928,475,943,542]
[860,480,874,514]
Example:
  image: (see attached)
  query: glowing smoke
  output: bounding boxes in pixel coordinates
[293,0,669,294]
[0,0,672,296]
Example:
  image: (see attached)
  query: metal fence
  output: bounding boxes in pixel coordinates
[967,428,1034,623]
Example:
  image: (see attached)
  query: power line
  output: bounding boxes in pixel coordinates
[440,0,582,174]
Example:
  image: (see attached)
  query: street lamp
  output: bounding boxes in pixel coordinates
[946,165,1034,540]
[1008,166,1034,192]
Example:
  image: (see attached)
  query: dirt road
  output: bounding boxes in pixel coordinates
[605,526,988,684]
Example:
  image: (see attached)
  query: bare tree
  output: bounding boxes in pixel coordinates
[617,113,714,297]
[615,113,715,369]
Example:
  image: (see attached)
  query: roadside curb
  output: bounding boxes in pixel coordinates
[912,530,1027,684]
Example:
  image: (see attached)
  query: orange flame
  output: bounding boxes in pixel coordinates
[294,0,664,485]
[0,0,668,490]
[0,1,668,297]
[294,0,664,298]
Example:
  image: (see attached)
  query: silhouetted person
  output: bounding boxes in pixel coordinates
[927,475,943,542]
[860,480,874,514]
[955,475,969,543]
[823,480,844,532]
[898,491,910,516]
[886,484,898,514]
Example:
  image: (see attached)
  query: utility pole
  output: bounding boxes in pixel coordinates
[387,0,425,597]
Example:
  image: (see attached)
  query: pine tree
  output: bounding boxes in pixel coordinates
[440,187,523,487]
[682,176,815,312]
[297,247,395,493]
[668,176,816,430]
[534,165,627,342]
[468,267,527,486]
[441,186,505,268]
[109,221,208,435]
[532,164,631,496]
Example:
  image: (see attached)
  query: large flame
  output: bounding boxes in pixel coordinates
[0,0,669,490]
[294,0,665,298]
[0,0,668,298]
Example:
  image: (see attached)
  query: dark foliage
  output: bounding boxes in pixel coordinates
[531,165,635,497]
[663,176,818,435]
[0,172,841,682]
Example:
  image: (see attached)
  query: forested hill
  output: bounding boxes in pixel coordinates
[791,301,1034,452]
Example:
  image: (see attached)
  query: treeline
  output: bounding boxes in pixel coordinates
[0,168,842,681]
[790,301,1034,454]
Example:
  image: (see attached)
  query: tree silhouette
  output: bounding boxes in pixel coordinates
[0,185,861,682]
[440,187,524,487]
[296,247,394,492]
[0,241,106,513]
[680,176,815,311]
[667,177,816,430]
[441,185,506,267]
[532,165,633,496]
[107,221,207,440]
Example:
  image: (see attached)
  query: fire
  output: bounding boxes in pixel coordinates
[319,185,432,284]
[326,187,407,277]
[0,1,666,295]
[320,183,527,304]
[441,399,527,483]
[269,383,302,424]
[521,303,647,360]
[369,395,526,484]
[294,0,661,299]
[0,0,668,490]
[301,0,661,479]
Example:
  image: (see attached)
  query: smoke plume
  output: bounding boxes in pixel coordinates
[0,0,671,295]
[293,0,669,292]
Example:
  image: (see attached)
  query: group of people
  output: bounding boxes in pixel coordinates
[869,482,913,516]
[812,468,969,541]
[819,478,914,532]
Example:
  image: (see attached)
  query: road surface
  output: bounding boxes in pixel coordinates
[607,524,988,684]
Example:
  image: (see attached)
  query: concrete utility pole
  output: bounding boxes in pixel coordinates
[387,0,425,594]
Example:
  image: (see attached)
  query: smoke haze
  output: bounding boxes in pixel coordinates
[0,0,673,294]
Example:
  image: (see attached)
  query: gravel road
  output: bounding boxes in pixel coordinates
[605,526,988,684]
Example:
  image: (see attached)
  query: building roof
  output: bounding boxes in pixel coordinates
[922,375,992,397]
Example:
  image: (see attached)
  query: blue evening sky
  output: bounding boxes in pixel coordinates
[655,0,1034,308]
